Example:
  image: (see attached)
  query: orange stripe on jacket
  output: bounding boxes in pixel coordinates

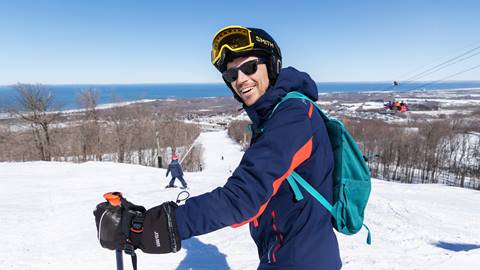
[308,102,313,118]
[231,138,313,228]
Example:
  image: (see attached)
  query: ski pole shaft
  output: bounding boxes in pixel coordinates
[115,249,124,270]
[104,192,124,270]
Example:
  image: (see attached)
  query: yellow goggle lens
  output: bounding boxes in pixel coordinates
[211,26,254,65]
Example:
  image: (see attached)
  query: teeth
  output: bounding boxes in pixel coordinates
[241,87,253,94]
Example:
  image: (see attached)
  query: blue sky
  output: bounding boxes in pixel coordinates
[1,0,479,84]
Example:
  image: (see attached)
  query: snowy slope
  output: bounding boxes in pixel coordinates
[0,130,479,270]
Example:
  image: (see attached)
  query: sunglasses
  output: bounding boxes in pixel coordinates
[222,59,266,83]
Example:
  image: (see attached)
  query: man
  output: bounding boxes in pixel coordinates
[165,154,187,189]
[94,25,341,269]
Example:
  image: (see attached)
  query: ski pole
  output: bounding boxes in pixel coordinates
[104,192,124,270]
[115,250,123,270]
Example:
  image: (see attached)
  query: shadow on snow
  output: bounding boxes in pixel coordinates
[176,237,230,270]
[433,241,480,252]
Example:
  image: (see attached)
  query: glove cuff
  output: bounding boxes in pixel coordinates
[132,201,181,254]
[163,202,181,252]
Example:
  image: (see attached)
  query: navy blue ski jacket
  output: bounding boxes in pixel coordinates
[175,67,341,269]
[166,160,183,178]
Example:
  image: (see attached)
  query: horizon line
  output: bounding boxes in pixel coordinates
[2,79,480,87]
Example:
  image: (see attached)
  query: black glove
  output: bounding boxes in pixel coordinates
[94,197,181,254]
[130,202,182,253]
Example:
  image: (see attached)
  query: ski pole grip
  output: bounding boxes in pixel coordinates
[103,191,123,206]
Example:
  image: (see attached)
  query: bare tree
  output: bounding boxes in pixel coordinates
[228,120,252,150]
[181,145,203,171]
[77,88,103,161]
[105,105,130,163]
[10,84,62,161]
[129,104,155,165]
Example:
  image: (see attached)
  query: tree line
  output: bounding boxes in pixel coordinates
[0,84,202,171]
[227,113,480,190]
[345,114,480,190]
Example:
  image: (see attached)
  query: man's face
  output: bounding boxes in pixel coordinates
[226,56,270,106]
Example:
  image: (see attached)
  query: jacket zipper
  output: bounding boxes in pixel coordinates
[268,210,284,264]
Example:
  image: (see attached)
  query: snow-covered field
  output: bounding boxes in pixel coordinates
[0,130,479,270]
[314,88,480,122]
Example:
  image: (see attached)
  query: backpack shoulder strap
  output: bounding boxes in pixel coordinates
[270,91,329,122]
[289,171,334,215]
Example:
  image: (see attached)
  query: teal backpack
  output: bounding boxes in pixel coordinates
[269,91,372,244]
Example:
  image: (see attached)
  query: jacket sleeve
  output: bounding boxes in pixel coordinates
[175,99,314,239]
[177,163,184,175]
[166,165,170,177]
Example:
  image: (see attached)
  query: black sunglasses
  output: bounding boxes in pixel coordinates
[222,58,266,83]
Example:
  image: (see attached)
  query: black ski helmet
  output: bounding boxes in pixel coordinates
[211,26,282,102]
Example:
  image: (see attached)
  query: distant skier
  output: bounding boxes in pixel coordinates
[165,154,187,189]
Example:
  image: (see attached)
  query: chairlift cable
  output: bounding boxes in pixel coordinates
[405,50,480,82]
[382,40,480,91]
[406,64,480,91]
[395,39,480,82]
[405,46,480,82]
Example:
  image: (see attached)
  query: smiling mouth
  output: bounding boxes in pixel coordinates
[241,87,254,95]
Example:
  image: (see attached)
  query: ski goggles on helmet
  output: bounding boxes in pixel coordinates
[211,26,255,66]
[222,58,266,83]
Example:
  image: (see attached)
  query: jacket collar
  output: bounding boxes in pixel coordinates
[244,67,319,128]
[244,84,286,128]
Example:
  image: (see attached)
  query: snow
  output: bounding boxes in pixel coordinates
[408,110,471,116]
[336,102,385,111]
[1,130,479,270]
[361,101,385,110]
[404,98,480,106]
[62,99,159,113]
